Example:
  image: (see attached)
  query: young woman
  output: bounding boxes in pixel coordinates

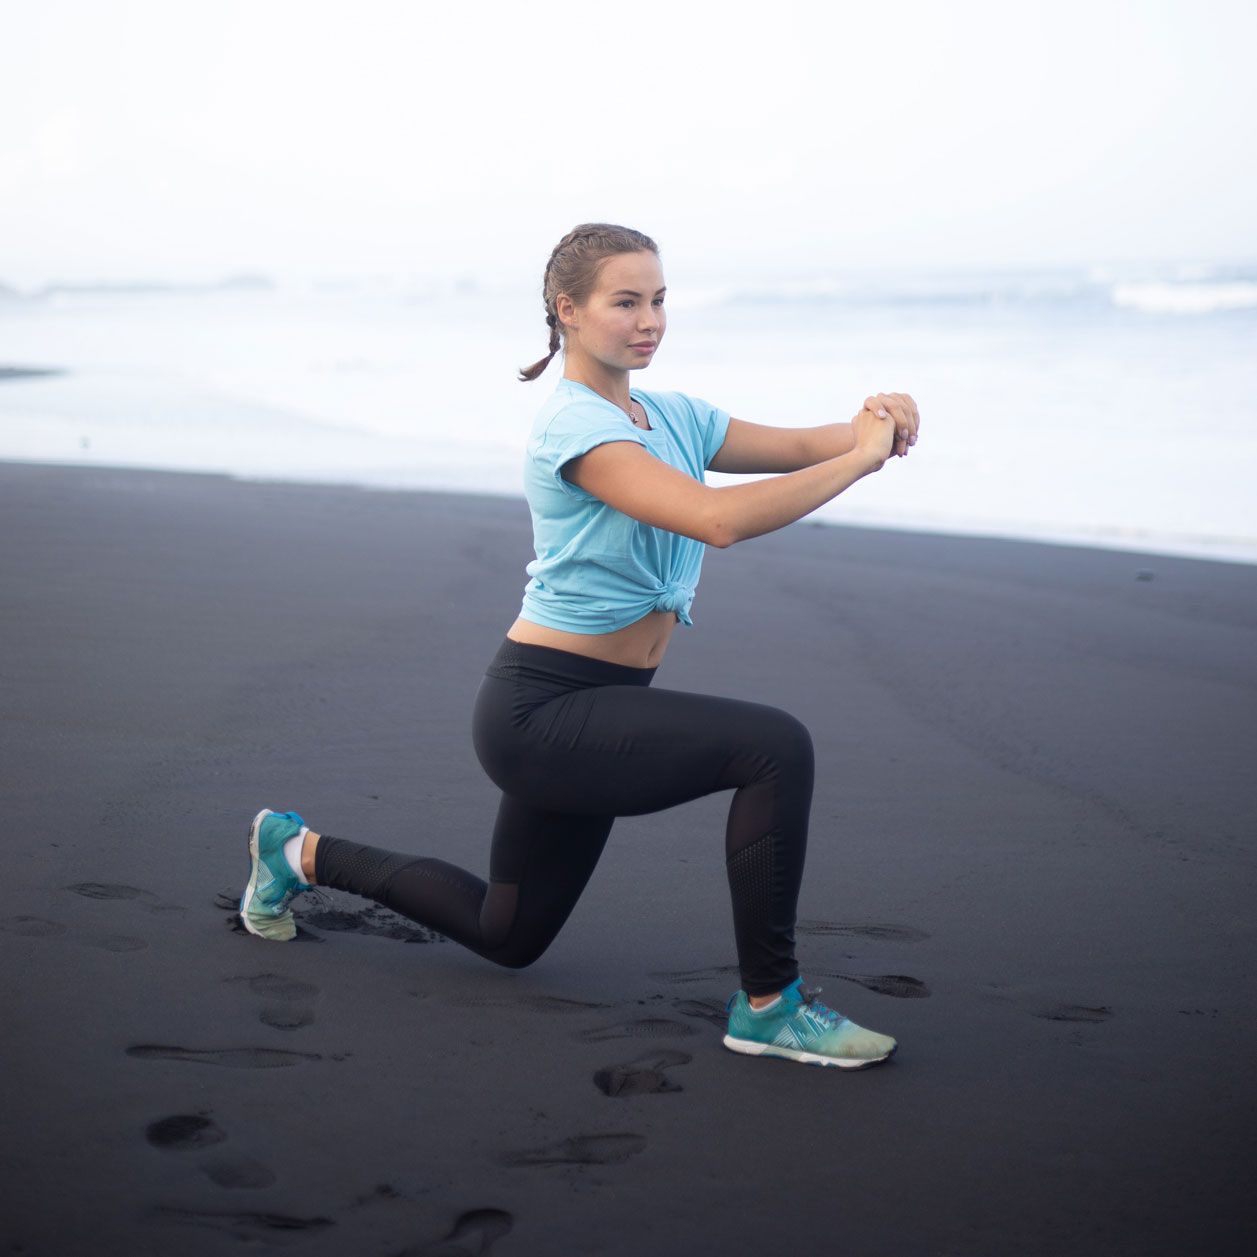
[239,223,920,1070]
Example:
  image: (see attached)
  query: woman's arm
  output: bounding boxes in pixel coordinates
[707,417,857,473]
[563,405,895,549]
[709,393,919,473]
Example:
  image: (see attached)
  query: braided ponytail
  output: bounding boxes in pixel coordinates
[517,223,659,382]
[517,311,562,383]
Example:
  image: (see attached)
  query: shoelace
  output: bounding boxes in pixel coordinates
[798,984,845,1028]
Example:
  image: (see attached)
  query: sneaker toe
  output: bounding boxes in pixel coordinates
[829,1021,897,1062]
[241,906,297,942]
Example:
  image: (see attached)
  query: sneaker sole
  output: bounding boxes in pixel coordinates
[238,808,296,942]
[722,1034,897,1069]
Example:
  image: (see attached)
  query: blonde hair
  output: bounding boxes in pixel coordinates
[517,222,660,382]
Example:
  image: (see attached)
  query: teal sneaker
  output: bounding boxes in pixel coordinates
[723,978,897,1069]
[238,808,311,941]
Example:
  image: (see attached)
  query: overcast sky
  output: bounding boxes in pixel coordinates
[2,0,1254,287]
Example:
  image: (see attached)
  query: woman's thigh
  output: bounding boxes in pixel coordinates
[506,683,814,819]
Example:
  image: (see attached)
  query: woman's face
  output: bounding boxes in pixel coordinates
[559,250,666,375]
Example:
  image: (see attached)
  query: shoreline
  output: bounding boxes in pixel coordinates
[4,454,1255,569]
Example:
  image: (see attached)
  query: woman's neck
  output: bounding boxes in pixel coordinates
[562,361,632,411]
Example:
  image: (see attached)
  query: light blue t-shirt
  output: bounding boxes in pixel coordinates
[519,377,732,633]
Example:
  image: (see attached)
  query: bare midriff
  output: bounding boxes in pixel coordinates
[506,609,678,669]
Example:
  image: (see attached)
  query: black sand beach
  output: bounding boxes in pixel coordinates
[3,460,1254,1256]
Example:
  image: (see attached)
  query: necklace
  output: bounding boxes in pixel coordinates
[572,379,647,428]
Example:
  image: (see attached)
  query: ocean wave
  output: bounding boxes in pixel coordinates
[717,271,1257,315]
[707,270,1126,309]
[1110,280,1257,315]
[6,264,1256,317]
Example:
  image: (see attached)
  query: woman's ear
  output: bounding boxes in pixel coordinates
[556,293,577,331]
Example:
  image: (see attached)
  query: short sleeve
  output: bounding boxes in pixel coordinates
[685,395,732,468]
[531,402,649,499]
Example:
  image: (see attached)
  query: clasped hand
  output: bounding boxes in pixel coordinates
[854,392,920,461]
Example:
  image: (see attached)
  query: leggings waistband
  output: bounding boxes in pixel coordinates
[485,638,657,688]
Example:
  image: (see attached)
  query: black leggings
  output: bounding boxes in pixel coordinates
[314,638,814,995]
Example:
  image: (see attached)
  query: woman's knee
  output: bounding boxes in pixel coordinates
[478,887,563,968]
[762,707,815,776]
[483,936,553,970]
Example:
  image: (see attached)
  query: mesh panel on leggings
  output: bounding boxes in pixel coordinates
[316,837,416,901]
[726,830,775,929]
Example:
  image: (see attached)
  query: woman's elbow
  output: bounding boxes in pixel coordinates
[702,513,739,549]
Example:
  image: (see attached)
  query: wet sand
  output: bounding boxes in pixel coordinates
[3,460,1254,1256]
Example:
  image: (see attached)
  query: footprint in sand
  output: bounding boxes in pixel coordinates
[67,881,186,917]
[395,1208,514,1257]
[67,882,155,902]
[523,994,616,1014]
[225,973,319,1031]
[1033,1004,1113,1023]
[574,1017,697,1043]
[145,1114,227,1151]
[349,1184,405,1208]
[796,920,930,943]
[146,1113,276,1189]
[236,974,319,1001]
[593,1049,692,1097]
[650,964,930,999]
[294,902,443,944]
[648,963,741,985]
[1,916,67,939]
[0,914,147,952]
[153,1205,334,1236]
[451,993,615,1015]
[200,1157,277,1189]
[259,1006,316,1030]
[830,973,931,999]
[218,890,443,944]
[127,1044,322,1068]
[500,1132,646,1168]
[672,998,729,1027]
